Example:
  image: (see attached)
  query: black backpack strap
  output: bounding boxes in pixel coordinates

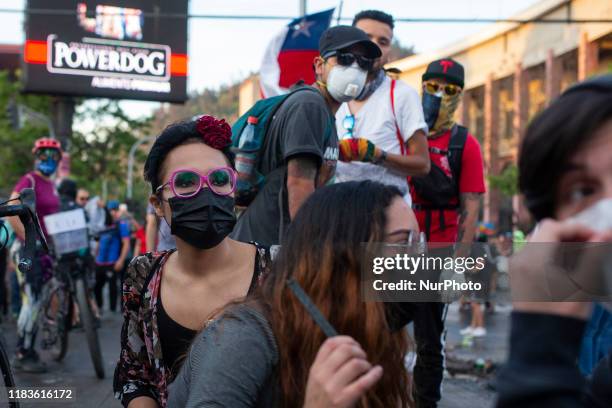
[448,125,468,188]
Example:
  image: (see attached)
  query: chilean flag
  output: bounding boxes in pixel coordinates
[260,9,334,97]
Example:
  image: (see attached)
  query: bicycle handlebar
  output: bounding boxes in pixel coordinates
[0,188,49,272]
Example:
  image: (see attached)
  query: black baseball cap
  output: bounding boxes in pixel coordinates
[422,58,465,88]
[319,25,381,59]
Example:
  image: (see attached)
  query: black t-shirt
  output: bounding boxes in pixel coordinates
[159,246,268,380]
[231,87,339,246]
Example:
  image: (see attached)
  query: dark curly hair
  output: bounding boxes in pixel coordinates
[353,10,394,30]
[143,117,235,194]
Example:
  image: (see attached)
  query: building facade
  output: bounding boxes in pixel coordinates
[388,0,612,231]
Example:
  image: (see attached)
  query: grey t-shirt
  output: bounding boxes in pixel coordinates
[167,305,278,408]
[231,87,339,246]
[147,203,176,251]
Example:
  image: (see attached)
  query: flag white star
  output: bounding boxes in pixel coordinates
[291,19,315,39]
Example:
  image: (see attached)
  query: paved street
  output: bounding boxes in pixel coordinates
[1,312,122,408]
[440,302,511,408]
[1,303,510,408]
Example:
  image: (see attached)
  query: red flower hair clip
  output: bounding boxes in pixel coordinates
[196,115,232,150]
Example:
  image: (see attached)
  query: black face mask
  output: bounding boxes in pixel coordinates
[168,188,236,249]
[422,92,442,131]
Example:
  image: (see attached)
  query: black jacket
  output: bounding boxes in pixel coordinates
[496,312,611,407]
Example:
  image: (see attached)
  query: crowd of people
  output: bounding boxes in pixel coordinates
[1,8,611,408]
[0,139,150,372]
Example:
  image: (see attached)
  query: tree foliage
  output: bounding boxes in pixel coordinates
[70,100,152,215]
[150,83,240,137]
[0,70,149,217]
[0,70,56,197]
[488,164,519,197]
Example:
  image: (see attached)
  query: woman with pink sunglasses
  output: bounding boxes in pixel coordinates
[114,116,271,408]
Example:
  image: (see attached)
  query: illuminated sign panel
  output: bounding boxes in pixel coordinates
[23,1,188,103]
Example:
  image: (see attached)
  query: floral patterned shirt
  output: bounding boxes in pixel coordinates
[113,244,271,407]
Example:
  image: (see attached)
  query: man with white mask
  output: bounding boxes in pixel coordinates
[335,10,430,205]
[232,26,380,246]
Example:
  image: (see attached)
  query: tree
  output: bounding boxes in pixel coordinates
[150,83,240,137]
[0,70,54,197]
[70,100,152,216]
[487,164,519,197]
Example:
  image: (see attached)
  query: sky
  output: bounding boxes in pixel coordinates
[0,0,540,123]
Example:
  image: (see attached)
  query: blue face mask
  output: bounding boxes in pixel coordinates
[36,158,58,176]
[422,92,442,131]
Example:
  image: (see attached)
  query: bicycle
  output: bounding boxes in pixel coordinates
[39,209,105,379]
[0,188,48,408]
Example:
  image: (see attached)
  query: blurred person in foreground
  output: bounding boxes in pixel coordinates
[168,181,420,408]
[496,75,612,407]
[335,10,430,202]
[231,26,381,246]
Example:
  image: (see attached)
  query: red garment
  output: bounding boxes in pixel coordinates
[410,129,486,243]
[135,227,147,255]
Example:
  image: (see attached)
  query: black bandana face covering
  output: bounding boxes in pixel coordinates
[168,188,236,249]
[422,92,442,131]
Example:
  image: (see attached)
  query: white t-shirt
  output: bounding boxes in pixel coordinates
[335,76,427,201]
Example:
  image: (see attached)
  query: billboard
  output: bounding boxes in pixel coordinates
[22,0,188,103]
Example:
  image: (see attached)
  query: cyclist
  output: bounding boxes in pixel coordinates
[7,137,62,373]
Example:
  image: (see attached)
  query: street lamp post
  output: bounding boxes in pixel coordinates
[126,136,155,201]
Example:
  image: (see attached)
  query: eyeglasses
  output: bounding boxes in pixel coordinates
[327,51,374,72]
[423,81,462,97]
[342,114,355,139]
[77,196,90,202]
[156,167,237,199]
[36,148,61,161]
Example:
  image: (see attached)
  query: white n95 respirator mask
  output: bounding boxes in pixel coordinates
[325,63,367,103]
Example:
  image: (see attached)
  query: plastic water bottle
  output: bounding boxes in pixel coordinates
[474,358,486,374]
[235,116,259,185]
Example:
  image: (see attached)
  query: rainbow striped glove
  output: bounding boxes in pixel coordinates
[338,138,380,163]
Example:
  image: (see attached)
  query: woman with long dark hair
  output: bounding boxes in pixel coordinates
[168,180,419,408]
[114,116,271,408]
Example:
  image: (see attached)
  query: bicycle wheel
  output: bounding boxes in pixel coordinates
[41,280,71,361]
[75,277,105,379]
[0,336,20,408]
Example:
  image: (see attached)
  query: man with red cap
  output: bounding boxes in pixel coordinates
[408,58,486,407]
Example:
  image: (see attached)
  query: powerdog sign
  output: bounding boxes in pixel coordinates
[23,1,188,102]
[49,36,171,81]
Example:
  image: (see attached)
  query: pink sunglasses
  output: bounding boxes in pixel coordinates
[156,167,237,199]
